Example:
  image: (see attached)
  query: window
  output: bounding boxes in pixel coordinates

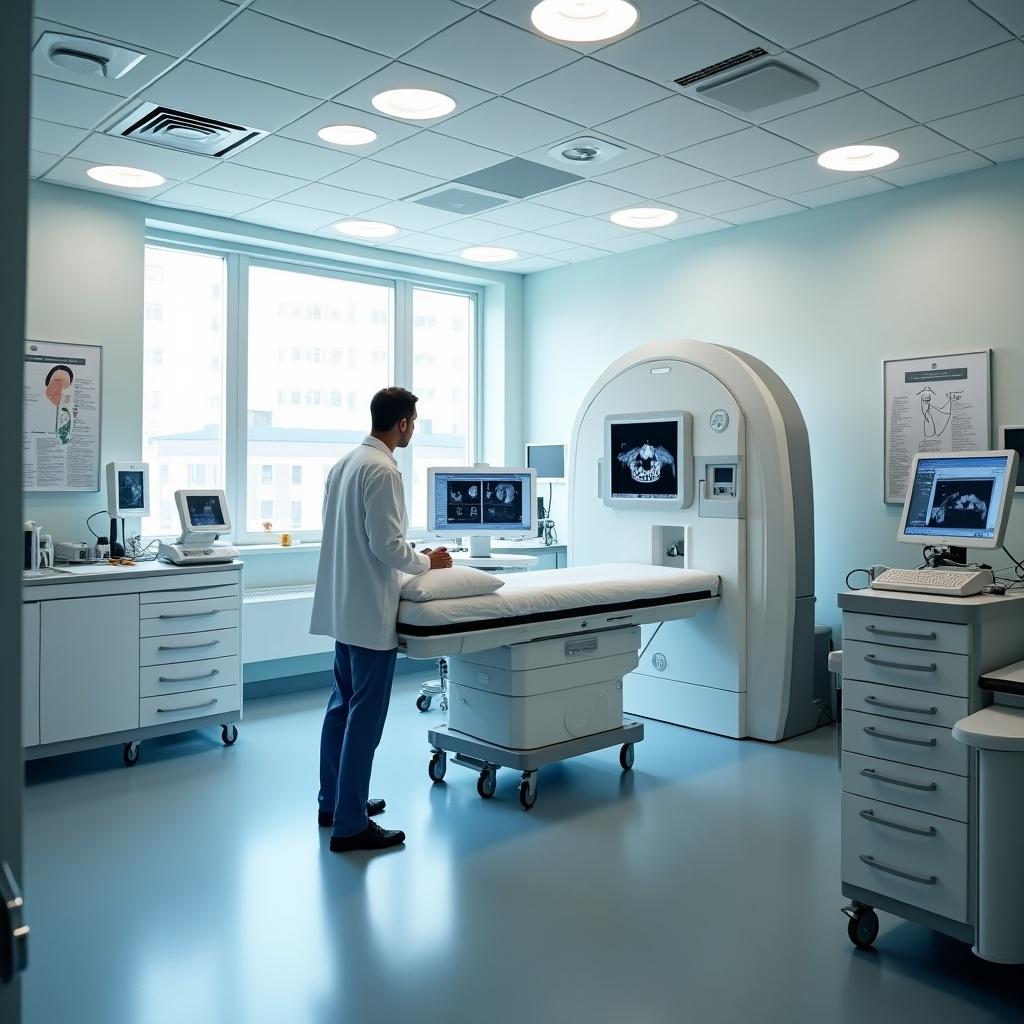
[144,302,163,322]
[188,463,207,485]
[291,465,302,485]
[291,501,303,526]
[259,499,274,523]
[142,246,226,537]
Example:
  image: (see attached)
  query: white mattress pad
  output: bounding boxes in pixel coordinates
[397,563,719,636]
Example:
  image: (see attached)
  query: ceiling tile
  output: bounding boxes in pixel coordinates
[403,12,574,93]
[29,118,87,156]
[358,200,461,231]
[596,233,670,253]
[391,233,462,256]
[876,151,992,186]
[764,93,913,151]
[230,136,358,179]
[142,62,321,133]
[68,133,219,180]
[429,219,513,244]
[547,245,614,263]
[334,64,493,127]
[433,99,581,156]
[155,182,265,214]
[653,217,733,239]
[870,41,1024,121]
[34,0,237,56]
[594,156,719,197]
[319,160,444,200]
[929,95,1024,148]
[42,156,178,197]
[283,182,383,216]
[719,198,807,224]
[737,156,870,196]
[969,0,1024,35]
[30,77,121,129]
[533,180,641,215]
[29,151,60,177]
[979,137,1024,162]
[596,97,746,154]
[866,126,964,166]
[670,127,810,177]
[491,231,577,254]
[663,179,772,214]
[192,11,388,100]
[237,201,342,233]
[190,163,307,199]
[538,218,636,245]
[508,59,671,128]
[792,176,894,207]
[597,5,772,86]
[373,132,505,180]
[277,102,421,157]
[252,0,469,57]
[518,133,655,180]
[704,0,906,48]
[797,0,1010,89]
[478,201,576,230]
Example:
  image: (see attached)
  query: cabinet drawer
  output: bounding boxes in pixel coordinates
[139,683,239,728]
[842,751,968,822]
[141,655,239,698]
[140,607,239,638]
[843,678,968,729]
[843,612,969,655]
[140,628,239,667]
[843,709,968,776]
[842,793,968,923]
[140,595,239,620]
[843,639,970,697]
[140,583,239,605]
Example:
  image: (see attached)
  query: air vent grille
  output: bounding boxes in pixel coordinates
[674,47,768,88]
[108,103,267,158]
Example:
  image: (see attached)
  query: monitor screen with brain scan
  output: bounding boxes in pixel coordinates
[428,468,535,535]
[609,418,680,500]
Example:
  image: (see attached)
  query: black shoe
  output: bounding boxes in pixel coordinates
[329,820,406,853]
[318,798,385,828]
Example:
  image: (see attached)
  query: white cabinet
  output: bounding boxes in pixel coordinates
[22,604,40,747]
[39,595,141,744]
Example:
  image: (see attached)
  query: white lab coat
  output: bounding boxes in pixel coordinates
[310,436,430,651]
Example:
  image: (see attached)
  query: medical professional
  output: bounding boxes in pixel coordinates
[311,387,453,852]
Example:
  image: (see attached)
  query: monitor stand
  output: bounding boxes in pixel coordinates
[468,535,492,558]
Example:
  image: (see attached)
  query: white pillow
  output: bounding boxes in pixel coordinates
[401,565,505,602]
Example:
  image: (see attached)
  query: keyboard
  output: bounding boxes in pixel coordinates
[870,567,994,597]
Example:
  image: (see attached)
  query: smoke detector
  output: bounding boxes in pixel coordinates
[547,137,626,166]
[107,102,267,158]
[33,31,146,80]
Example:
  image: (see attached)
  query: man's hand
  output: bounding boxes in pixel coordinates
[426,546,453,569]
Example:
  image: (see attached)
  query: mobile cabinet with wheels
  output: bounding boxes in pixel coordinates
[837,589,1024,958]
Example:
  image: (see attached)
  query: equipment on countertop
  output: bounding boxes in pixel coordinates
[158,488,238,565]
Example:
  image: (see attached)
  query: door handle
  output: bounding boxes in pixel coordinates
[0,861,29,985]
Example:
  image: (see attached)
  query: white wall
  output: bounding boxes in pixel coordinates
[523,160,1024,638]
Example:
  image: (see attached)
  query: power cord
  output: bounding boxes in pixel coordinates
[845,568,873,590]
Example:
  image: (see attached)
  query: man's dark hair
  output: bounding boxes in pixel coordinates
[370,387,418,432]
[45,364,74,386]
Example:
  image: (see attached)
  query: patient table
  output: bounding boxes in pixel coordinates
[397,564,719,808]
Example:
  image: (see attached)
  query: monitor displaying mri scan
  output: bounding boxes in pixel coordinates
[428,468,535,535]
[604,411,694,508]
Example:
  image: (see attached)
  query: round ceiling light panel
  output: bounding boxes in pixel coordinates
[817,145,899,171]
[531,0,638,42]
[86,165,165,189]
[371,88,456,120]
[610,207,678,229]
[334,220,400,239]
[461,246,519,264]
[318,124,378,146]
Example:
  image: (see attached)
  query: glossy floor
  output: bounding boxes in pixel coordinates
[23,675,1024,1023]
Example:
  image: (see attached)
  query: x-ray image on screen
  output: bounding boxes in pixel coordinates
[118,471,146,511]
[446,479,482,524]
[483,480,523,523]
[610,420,679,499]
[927,478,994,531]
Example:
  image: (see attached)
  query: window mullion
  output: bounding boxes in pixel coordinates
[225,252,249,543]
[393,279,414,507]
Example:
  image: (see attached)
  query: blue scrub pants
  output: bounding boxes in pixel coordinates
[319,642,398,838]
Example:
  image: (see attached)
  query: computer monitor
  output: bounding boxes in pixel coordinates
[427,466,536,556]
[106,462,150,517]
[898,450,1018,550]
[526,443,566,482]
[999,426,1024,492]
[175,489,232,536]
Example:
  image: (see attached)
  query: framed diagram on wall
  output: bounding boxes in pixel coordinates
[883,349,991,504]
[23,339,102,492]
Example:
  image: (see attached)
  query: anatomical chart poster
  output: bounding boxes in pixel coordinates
[883,350,991,504]
[24,340,102,491]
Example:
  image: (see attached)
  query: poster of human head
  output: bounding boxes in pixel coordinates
[24,340,102,491]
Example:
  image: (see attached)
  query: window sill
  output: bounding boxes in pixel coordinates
[236,541,322,554]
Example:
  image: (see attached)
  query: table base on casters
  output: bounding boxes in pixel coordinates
[416,658,448,713]
[426,720,643,810]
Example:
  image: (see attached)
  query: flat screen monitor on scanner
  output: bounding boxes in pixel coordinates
[898,450,1018,550]
[427,466,536,556]
[603,411,694,509]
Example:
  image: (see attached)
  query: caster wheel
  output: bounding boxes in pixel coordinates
[477,769,496,799]
[221,724,238,746]
[619,743,635,771]
[416,694,432,712]
[519,775,537,810]
[439,697,449,713]
[848,908,879,949]
[123,742,140,767]
[428,752,447,783]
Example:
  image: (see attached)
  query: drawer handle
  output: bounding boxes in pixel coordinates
[863,726,938,747]
[157,641,220,652]
[859,808,937,838]
[859,854,937,886]
[859,767,938,792]
[864,654,937,673]
[159,611,219,620]
[156,698,218,714]
[864,695,938,716]
[865,625,937,641]
[157,670,220,684]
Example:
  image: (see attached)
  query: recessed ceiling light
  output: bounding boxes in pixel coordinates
[531,0,638,42]
[334,220,399,239]
[461,246,518,264]
[817,145,899,171]
[318,124,377,146]
[86,164,165,189]
[610,207,678,229]
[371,88,456,120]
